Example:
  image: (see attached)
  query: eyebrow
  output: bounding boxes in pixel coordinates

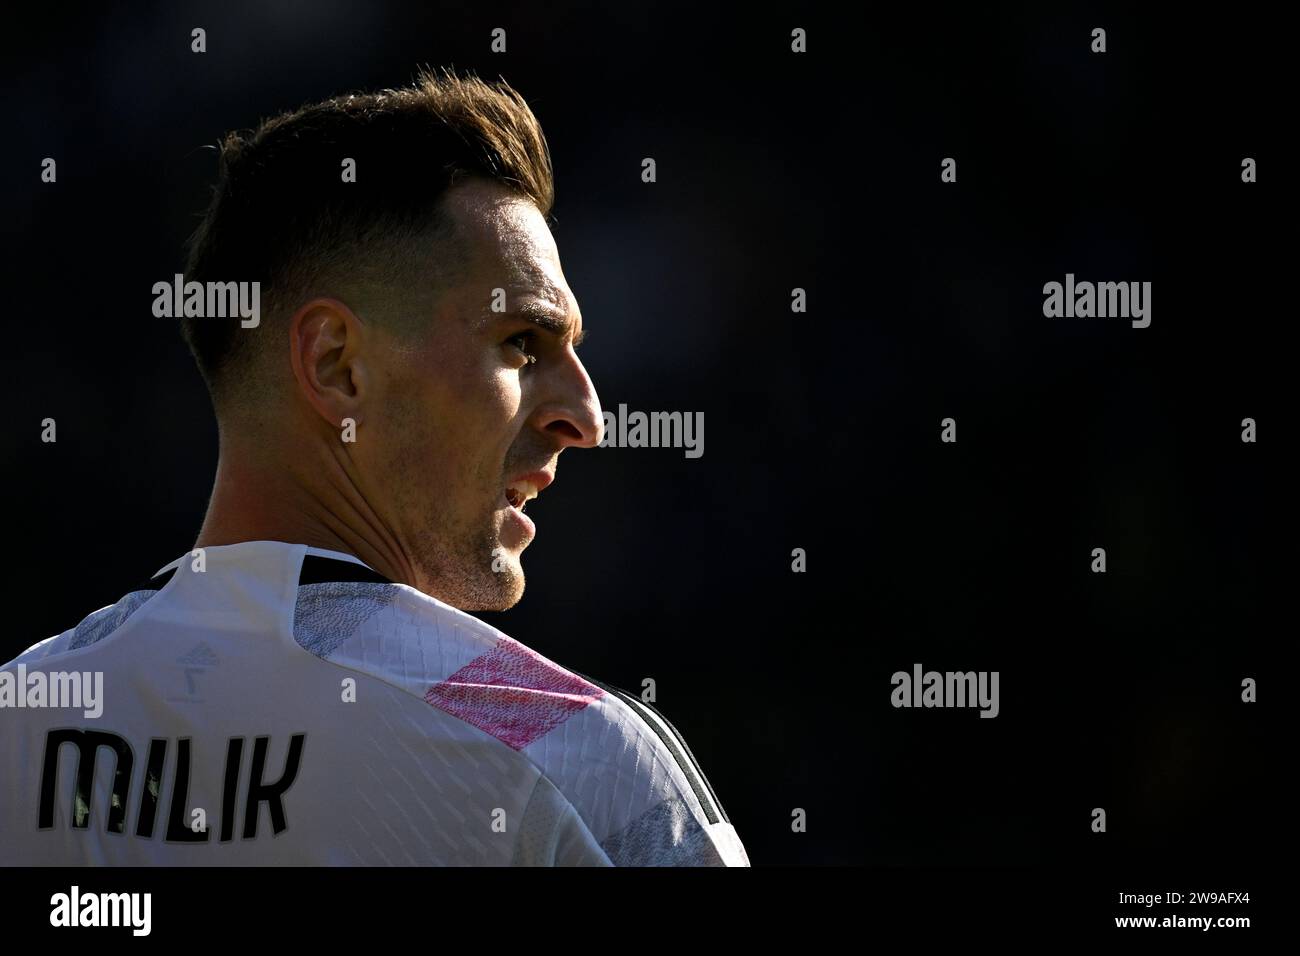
[502,301,587,347]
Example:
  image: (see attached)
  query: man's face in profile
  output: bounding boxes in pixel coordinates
[359,178,602,611]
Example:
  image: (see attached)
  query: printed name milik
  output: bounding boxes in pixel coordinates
[1043,273,1151,328]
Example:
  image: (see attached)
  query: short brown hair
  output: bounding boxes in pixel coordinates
[182,67,554,405]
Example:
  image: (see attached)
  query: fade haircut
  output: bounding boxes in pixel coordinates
[181,67,554,409]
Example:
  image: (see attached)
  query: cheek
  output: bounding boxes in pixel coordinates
[429,340,523,423]
[462,357,527,435]
[380,342,525,483]
[425,369,525,496]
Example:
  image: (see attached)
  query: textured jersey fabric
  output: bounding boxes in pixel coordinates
[0,540,750,866]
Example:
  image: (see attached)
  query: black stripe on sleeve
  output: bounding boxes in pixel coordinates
[571,671,730,826]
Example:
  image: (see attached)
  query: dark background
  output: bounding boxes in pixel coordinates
[1,3,1276,870]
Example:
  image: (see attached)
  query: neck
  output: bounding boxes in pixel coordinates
[194,432,416,587]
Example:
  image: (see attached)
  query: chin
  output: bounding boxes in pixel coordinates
[457,562,525,612]
[459,583,524,613]
[496,573,526,610]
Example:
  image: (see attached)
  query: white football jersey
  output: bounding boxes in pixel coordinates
[0,540,750,866]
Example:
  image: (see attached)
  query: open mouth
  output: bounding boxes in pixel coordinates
[504,479,540,513]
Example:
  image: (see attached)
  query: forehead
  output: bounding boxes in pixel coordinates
[442,179,571,311]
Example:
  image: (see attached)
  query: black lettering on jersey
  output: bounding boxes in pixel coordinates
[243,734,305,839]
[134,738,167,837]
[37,729,306,842]
[164,738,207,842]
[39,728,134,832]
[220,737,244,842]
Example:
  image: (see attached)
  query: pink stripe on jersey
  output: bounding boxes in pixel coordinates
[424,637,605,750]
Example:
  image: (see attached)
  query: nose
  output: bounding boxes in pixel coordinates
[533,348,603,449]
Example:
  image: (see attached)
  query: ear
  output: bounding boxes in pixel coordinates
[287,298,370,427]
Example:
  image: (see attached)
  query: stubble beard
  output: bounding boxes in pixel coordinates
[407,490,524,611]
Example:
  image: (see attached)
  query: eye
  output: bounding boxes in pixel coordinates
[505,331,538,366]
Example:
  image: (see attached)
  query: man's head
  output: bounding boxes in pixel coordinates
[183,69,602,610]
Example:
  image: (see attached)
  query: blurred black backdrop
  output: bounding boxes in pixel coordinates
[1,3,1277,870]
